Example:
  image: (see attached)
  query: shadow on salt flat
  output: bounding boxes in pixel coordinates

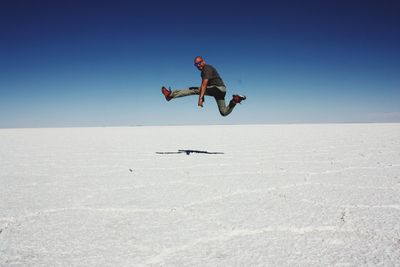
[156,149,224,155]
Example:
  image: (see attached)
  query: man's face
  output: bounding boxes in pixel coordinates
[194,58,205,70]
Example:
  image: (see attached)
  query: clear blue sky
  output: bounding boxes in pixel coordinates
[1,0,399,128]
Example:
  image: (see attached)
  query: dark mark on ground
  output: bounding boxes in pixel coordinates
[340,211,346,223]
[0,226,6,235]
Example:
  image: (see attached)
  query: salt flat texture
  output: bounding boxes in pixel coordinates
[1,124,400,266]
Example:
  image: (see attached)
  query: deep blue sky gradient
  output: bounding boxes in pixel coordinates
[1,0,399,127]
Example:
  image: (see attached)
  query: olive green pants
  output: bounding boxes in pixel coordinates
[169,86,236,117]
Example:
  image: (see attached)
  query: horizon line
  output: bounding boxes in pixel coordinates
[1,121,400,130]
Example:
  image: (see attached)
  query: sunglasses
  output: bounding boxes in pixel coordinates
[194,61,203,67]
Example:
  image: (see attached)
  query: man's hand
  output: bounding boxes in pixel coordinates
[198,97,204,107]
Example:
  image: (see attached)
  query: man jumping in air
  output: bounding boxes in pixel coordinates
[161,56,246,116]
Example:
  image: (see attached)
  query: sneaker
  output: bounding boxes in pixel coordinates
[232,94,246,104]
[161,86,172,101]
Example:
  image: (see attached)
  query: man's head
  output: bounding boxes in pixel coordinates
[194,56,205,70]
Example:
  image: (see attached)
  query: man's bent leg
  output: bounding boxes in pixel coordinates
[170,87,200,99]
[204,86,235,117]
[215,98,236,117]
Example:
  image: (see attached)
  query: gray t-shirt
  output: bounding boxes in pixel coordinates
[201,64,225,87]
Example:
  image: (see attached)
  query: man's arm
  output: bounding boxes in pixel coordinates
[198,79,208,107]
